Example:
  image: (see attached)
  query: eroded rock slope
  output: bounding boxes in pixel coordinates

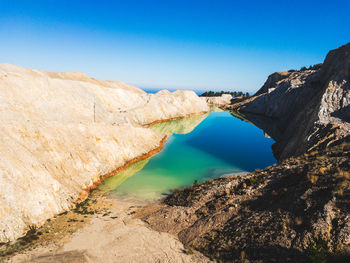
[230,43,350,160]
[0,64,208,242]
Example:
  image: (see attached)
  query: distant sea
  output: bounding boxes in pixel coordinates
[141,87,209,96]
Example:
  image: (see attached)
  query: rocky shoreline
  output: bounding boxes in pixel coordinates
[138,43,350,262]
[139,143,350,262]
[0,112,213,263]
[1,42,349,262]
[75,135,169,203]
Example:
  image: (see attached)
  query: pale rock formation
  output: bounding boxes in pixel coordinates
[0,64,209,242]
[201,94,232,106]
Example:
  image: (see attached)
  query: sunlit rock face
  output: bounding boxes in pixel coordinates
[0,64,209,242]
[201,94,232,106]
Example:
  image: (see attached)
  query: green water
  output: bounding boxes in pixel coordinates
[98,111,276,201]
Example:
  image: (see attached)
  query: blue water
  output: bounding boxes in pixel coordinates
[99,111,276,201]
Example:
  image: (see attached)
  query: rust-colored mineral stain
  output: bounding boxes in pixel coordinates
[76,112,208,204]
[76,135,168,203]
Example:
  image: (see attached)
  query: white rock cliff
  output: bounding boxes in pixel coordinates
[0,64,209,242]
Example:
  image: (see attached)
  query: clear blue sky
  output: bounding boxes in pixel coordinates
[0,0,349,93]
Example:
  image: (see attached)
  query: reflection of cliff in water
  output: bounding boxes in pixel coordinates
[97,158,150,193]
[230,111,282,142]
[150,113,208,135]
[97,114,208,194]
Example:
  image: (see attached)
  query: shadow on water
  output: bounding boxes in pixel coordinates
[230,111,283,142]
[184,111,276,172]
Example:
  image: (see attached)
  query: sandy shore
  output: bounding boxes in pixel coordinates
[1,191,210,263]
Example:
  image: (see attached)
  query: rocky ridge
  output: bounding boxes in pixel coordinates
[229,43,350,160]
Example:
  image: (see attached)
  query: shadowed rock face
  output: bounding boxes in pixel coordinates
[0,64,209,243]
[255,71,294,96]
[231,43,350,160]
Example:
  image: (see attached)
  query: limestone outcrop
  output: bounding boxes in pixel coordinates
[0,64,209,242]
[201,94,232,106]
[230,43,350,160]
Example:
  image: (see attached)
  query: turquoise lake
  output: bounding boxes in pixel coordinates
[98,110,276,201]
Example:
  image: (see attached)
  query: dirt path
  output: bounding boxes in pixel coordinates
[2,193,210,263]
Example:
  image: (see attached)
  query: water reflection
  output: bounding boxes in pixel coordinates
[97,113,208,196]
[150,113,208,135]
[98,159,150,193]
[97,111,276,201]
